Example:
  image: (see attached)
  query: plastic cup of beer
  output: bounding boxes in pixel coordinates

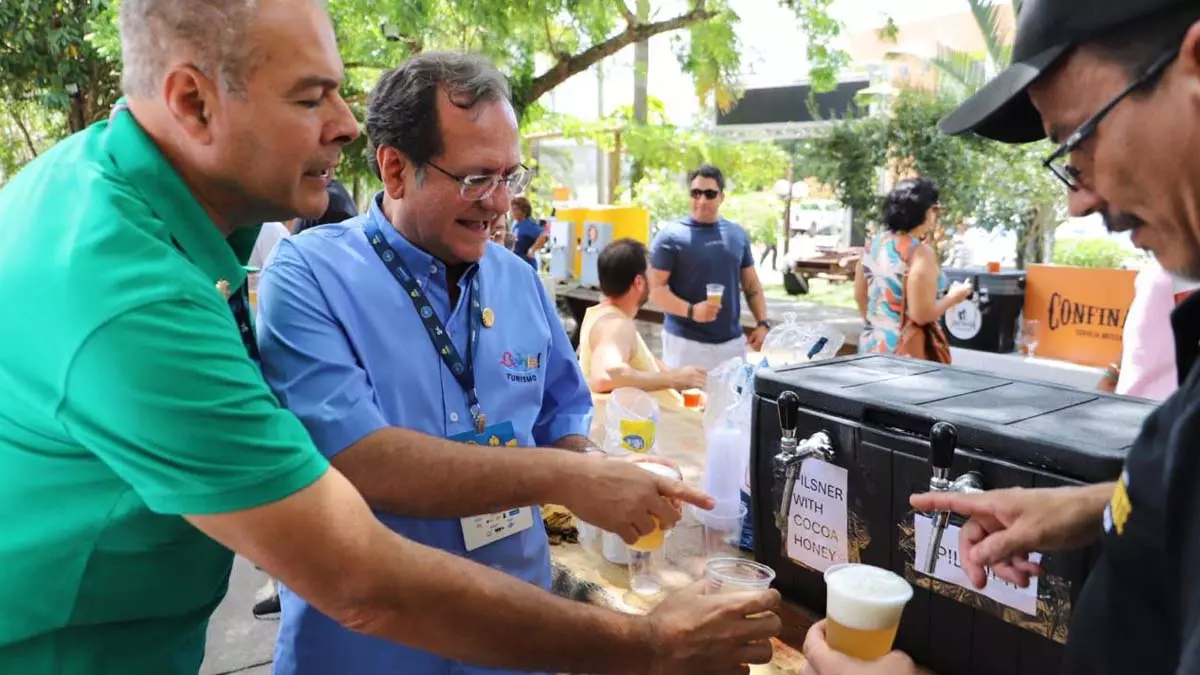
[705,283,725,306]
[704,557,776,595]
[627,462,683,552]
[823,563,913,661]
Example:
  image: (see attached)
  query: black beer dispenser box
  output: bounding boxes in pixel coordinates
[749,354,1155,675]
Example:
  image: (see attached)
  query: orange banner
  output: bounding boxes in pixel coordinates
[1023,264,1137,368]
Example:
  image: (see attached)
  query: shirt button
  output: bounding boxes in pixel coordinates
[450,412,460,422]
[430,264,439,275]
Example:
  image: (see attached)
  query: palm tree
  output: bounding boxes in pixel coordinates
[885,0,1061,269]
[925,0,1022,97]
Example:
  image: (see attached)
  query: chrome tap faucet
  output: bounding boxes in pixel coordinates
[920,422,984,574]
[773,390,834,534]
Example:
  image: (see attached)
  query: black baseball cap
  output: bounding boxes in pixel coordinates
[939,0,1197,143]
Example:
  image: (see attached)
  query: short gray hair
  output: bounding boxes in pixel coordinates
[119,0,262,98]
[365,52,511,182]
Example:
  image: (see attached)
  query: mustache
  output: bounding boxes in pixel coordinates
[1102,212,1146,232]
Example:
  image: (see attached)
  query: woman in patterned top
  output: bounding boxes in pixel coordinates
[855,177,973,355]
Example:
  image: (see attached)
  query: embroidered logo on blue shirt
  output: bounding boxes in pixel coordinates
[499,351,542,383]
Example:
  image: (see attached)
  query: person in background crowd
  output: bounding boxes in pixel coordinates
[855,177,973,356]
[251,221,291,271]
[255,52,780,675]
[649,165,770,370]
[579,238,707,405]
[758,226,779,271]
[1097,257,1200,400]
[490,214,515,249]
[291,176,358,234]
[510,196,546,268]
[806,1,1200,674]
[0,1,780,674]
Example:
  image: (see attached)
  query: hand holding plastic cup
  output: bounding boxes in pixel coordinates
[823,563,913,661]
[628,462,683,552]
[705,557,776,595]
[705,283,725,306]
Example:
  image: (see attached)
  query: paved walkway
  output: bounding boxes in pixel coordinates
[201,558,276,675]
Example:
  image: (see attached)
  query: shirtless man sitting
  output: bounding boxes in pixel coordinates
[579,239,707,401]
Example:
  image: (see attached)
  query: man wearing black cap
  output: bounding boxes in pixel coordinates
[802,1,1200,674]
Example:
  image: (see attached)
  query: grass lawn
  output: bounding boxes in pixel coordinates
[762,278,857,309]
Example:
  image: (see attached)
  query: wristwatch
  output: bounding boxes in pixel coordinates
[757,319,772,330]
[687,303,695,320]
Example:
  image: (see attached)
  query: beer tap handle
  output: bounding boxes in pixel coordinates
[778,390,801,441]
[774,390,802,533]
[923,421,958,574]
[929,421,957,482]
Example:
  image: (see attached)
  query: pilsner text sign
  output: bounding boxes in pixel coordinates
[786,459,849,572]
[1024,264,1137,368]
[914,515,1041,615]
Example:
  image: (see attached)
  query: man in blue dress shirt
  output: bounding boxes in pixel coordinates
[256,52,782,675]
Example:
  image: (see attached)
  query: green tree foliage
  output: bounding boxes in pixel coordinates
[723,192,781,245]
[0,0,120,134]
[525,98,788,212]
[794,112,888,237]
[779,0,849,92]
[1052,238,1133,269]
[329,0,741,119]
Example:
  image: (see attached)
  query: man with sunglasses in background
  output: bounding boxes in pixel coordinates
[801,1,1200,674]
[255,52,781,675]
[649,165,770,371]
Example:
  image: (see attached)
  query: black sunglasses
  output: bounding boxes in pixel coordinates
[1042,46,1179,191]
[690,189,721,200]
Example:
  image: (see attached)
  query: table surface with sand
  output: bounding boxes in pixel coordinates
[548,394,816,674]
[548,392,937,674]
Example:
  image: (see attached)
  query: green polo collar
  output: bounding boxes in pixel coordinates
[103,101,258,291]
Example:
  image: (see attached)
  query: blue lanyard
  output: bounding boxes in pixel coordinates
[364,221,486,433]
[228,284,260,363]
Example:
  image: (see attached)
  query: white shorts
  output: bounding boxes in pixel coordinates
[662,331,748,371]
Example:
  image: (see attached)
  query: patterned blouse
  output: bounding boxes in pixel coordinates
[858,233,947,354]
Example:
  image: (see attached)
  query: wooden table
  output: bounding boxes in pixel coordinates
[548,395,818,673]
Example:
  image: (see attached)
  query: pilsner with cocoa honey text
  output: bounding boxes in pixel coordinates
[824,564,913,661]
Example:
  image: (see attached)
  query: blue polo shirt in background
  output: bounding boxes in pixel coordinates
[511,216,543,267]
[255,194,593,675]
[650,216,754,344]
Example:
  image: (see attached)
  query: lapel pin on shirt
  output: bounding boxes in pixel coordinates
[482,308,495,328]
[215,279,231,300]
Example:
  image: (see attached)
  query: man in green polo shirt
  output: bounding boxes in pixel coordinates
[0,1,781,673]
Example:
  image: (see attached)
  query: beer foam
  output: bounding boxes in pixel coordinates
[825,565,913,631]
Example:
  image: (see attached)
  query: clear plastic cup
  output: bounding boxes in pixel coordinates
[628,548,662,597]
[695,501,747,559]
[628,463,682,552]
[605,388,659,456]
[706,283,725,306]
[823,563,913,661]
[705,557,776,594]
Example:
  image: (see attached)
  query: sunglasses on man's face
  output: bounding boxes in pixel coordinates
[691,189,721,200]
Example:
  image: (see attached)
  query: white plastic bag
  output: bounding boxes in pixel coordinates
[759,312,845,367]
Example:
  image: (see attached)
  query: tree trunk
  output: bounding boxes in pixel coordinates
[628,0,651,199]
[781,158,794,256]
[10,110,39,160]
[513,4,718,115]
[68,92,86,134]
